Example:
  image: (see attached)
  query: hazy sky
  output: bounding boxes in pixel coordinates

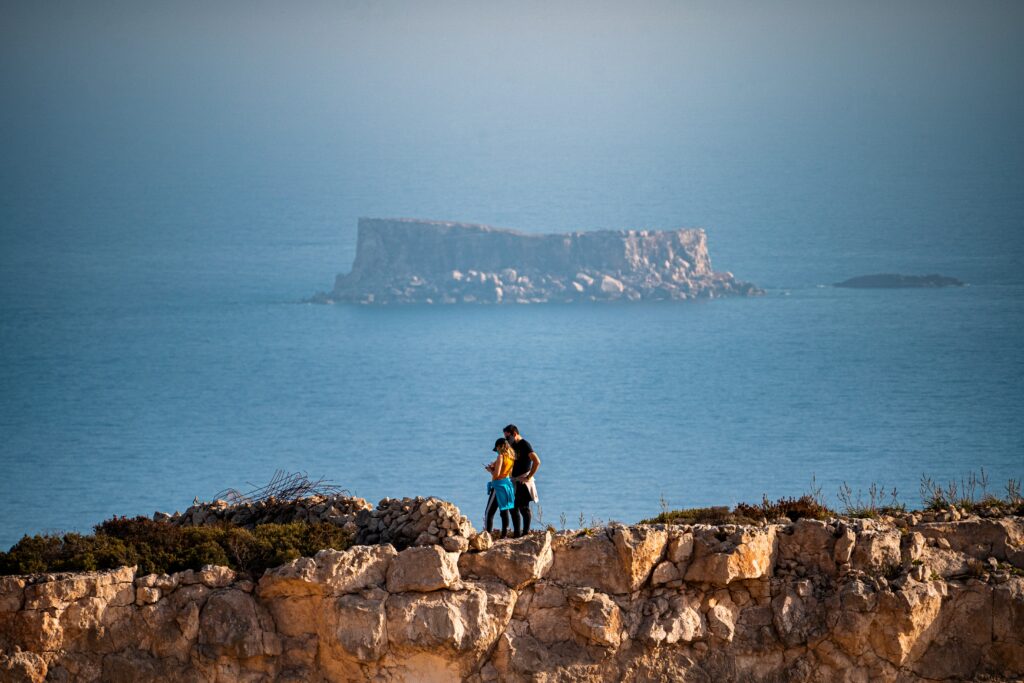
[2,0,1022,273]
[5,1,1022,146]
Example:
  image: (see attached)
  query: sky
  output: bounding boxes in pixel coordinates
[1,0,1023,282]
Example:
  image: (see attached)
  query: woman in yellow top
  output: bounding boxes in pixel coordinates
[484,437,516,538]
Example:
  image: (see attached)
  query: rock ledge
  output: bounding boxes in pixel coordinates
[2,512,1022,682]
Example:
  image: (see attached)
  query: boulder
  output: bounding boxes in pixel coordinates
[549,531,629,593]
[707,595,740,642]
[320,593,388,663]
[568,590,622,648]
[259,545,397,598]
[666,529,695,567]
[527,604,572,644]
[442,535,470,553]
[685,527,777,586]
[197,589,279,660]
[385,581,515,664]
[196,565,236,588]
[651,561,680,585]
[549,527,666,594]
[135,573,179,591]
[458,531,553,589]
[772,584,825,647]
[612,526,668,592]
[834,526,856,565]
[918,545,972,579]
[0,576,26,613]
[11,609,65,653]
[135,587,161,606]
[638,593,705,645]
[23,566,135,611]
[140,595,201,661]
[830,583,879,659]
[850,529,901,573]
[778,518,836,576]
[599,275,625,296]
[868,581,945,668]
[386,545,460,593]
[916,518,1024,562]
[469,532,493,551]
[902,531,926,564]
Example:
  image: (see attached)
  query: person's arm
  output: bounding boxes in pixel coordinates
[518,452,540,481]
[485,455,499,478]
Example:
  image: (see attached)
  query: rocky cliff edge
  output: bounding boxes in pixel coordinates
[2,507,1023,682]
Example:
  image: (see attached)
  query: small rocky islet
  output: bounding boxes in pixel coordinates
[834,273,966,289]
[1,492,1022,682]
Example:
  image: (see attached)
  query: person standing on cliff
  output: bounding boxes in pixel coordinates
[503,424,540,537]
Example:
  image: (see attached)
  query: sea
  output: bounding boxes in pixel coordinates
[1,1,1022,549]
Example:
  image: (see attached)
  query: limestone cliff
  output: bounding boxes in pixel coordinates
[2,505,1023,682]
[312,218,761,304]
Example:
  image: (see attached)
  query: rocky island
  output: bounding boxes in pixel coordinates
[834,274,966,289]
[311,218,762,304]
[2,494,1022,682]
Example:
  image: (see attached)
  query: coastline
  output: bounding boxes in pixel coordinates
[2,492,1022,682]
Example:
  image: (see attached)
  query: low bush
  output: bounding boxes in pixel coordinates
[0,517,352,577]
[643,493,834,527]
[639,506,750,526]
[920,471,1023,515]
[734,494,834,522]
[837,482,904,518]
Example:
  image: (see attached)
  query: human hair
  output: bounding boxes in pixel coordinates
[503,424,519,436]
[496,440,515,461]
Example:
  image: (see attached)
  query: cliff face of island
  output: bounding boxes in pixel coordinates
[2,500,1023,682]
[312,219,762,304]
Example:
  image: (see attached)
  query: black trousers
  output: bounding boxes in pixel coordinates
[511,481,532,536]
[485,489,510,536]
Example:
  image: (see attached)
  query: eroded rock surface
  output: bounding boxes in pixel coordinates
[2,512,1023,682]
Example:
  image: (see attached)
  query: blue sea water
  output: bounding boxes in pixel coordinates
[2,1,1023,549]
[2,189,1021,549]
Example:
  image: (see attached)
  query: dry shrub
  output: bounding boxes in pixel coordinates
[0,517,352,577]
[734,495,834,522]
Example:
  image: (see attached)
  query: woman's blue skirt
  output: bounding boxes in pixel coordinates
[487,478,516,511]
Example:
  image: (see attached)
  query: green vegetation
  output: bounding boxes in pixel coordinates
[640,505,744,526]
[735,495,833,522]
[919,470,1024,515]
[0,517,352,577]
[641,495,834,526]
[645,470,1024,526]
[837,482,905,519]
